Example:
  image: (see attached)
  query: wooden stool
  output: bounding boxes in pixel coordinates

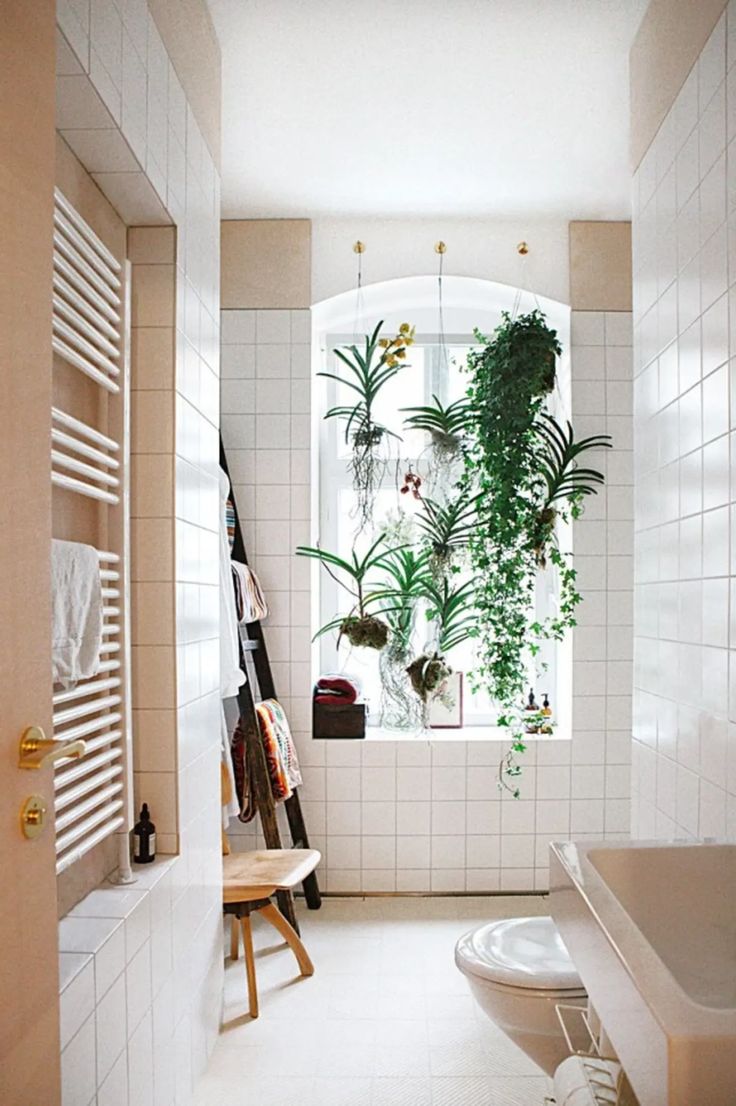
[223,848,321,1018]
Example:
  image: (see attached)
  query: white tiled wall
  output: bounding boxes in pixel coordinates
[56,4,222,1105]
[632,5,736,842]
[59,863,179,1106]
[220,302,633,894]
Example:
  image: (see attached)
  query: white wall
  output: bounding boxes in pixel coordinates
[56,4,222,1104]
[632,8,736,840]
[220,287,634,893]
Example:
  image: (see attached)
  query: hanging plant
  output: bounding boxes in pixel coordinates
[375,547,431,729]
[400,576,476,727]
[295,534,400,650]
[399,466,423,500]
[532,414,610,568]
[377,547,431,655]
[462,311,561,707]
[419,575,477,654]
[402,394,472,488]
[414,492,479,580]
[406,652,452,704]
[496,712,530,799]
[460,309,610,795]
[318,321,415,529]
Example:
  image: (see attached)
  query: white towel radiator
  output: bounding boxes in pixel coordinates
[51,188,133,879]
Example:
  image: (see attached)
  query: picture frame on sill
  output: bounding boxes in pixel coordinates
[429,671,464,729]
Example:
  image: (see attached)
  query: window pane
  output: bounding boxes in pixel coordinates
[447,345,475,403]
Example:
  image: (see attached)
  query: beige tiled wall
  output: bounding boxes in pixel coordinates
[220,219,311,309]
[56,3,222,1104]
[130,225,178,851]
[630,0,727,169]
[569,222,633,312]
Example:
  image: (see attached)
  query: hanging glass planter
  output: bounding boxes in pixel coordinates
[379,641,419,730]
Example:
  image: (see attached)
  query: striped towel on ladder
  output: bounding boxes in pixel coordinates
[231,698,302,823]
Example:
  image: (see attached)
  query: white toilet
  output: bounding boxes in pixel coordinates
[455,915,587,1076]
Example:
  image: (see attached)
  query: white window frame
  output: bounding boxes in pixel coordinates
[317,329,560,731]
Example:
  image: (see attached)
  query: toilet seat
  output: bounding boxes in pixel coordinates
[455,916,584,993]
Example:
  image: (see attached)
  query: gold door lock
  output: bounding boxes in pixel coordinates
[18,726,86,769]
[21,795,47,840]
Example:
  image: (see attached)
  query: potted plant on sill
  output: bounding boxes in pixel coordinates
[374,546,431,731]
[406,574,477,730]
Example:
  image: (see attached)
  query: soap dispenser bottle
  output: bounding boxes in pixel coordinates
[133,803,156,864]
[524,688,540,733]
[540,693,553,733]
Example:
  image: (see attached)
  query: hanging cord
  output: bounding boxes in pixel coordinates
[435,241,449,377]
[352,240,365,339]
[512,240,541,319]
[515,241,563,409]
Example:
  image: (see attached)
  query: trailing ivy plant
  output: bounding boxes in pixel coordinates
[318,321,415,530]
[460,309,610,795]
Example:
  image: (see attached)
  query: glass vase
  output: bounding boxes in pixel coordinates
[379,644,420,731]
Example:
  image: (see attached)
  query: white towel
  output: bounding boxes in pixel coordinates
[221,704,240,829]
[219,467,245,698]
[51,539,103,688]
[553,1056,622,1104]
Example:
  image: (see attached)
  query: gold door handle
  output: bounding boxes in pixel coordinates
[19,726,87,769]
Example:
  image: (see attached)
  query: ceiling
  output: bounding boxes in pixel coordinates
[208,0,648,220]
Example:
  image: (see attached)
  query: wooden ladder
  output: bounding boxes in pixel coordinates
[221,437,321,934]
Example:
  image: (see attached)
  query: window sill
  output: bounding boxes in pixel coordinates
[314,724,568,743]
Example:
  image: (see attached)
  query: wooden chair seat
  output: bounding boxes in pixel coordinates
[223,847,321,1019]
[223,848,321,904]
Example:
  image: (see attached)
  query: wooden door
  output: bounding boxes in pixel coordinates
[0,2,62,1102]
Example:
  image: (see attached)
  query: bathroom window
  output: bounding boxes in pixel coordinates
[317,331,559,731]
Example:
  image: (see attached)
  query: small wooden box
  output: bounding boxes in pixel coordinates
[313,700,366,739]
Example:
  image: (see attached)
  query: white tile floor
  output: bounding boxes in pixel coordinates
[194,895,554,1106]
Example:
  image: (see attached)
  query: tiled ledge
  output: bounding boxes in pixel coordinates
[58,856,181,1105]
[322,724,569,743]
[58,856,178,990]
